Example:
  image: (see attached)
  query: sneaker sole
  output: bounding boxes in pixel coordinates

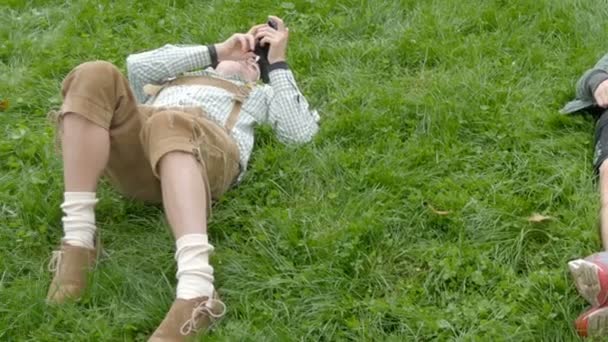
[580,307,608,337]
[569,259,604,307]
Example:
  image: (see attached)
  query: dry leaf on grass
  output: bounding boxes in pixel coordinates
[0,99,8,111]
[527,213,552,223]
[427,203,450,216]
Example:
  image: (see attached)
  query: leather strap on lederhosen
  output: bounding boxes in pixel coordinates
[142,75,254,133]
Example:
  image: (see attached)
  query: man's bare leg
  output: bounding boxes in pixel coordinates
[149,151,221,340]
[59,113,108,249]
[47,114,108,303]
[159,152,207,238]
[158,151,215,300]
[62,114,110,192]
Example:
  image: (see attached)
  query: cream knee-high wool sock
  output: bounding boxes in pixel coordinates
[175,234,215,300]
[61,192,98,250]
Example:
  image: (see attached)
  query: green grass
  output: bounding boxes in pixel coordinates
[1,0,606,340]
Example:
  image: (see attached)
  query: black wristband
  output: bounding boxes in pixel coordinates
[268,61,289,72]
[206,44,219,68]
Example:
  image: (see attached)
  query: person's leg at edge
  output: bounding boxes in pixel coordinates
[158,151,215,301]
[599,161,608,251]
[571,152,608,337]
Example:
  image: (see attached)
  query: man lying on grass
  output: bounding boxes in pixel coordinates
[46,15,319,341]
[563,52,608,338]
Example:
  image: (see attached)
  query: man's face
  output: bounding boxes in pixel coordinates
[215,58,260,82]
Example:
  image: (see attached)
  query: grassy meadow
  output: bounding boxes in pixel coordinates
[1,0,607,340]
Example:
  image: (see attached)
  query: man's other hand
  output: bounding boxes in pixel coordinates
[595,79,608,108]
[215,33,256,62]
[255,16,289,64]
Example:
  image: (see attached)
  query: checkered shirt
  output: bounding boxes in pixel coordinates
[126,44,320,179]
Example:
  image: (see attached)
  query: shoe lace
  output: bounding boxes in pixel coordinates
[48,250,63,272]
[179,298,226,336]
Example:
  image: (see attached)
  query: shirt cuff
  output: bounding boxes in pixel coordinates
[588,69,608,95]
[206,44,219,68]
[268,68,296,93]
[182,45,215,73]
[268,61,290,72]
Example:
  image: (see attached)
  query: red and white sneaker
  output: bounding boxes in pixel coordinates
[568,253,608,307]
[576,306,608,337]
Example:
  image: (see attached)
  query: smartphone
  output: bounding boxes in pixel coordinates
[255,19,279,83]
[268,19,278,30]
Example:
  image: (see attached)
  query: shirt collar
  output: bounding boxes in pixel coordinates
[203,67,249,83]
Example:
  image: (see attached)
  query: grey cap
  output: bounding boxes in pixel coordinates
[560,99,594,115]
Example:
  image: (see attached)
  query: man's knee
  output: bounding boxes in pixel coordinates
[62,61,121,95]
[158,151,199,173]
[60,112,108,135]
[73,61,120,76]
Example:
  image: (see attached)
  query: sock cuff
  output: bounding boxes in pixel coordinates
[64,192,98,202]
[176,265,214,278]
[176,234,210,250]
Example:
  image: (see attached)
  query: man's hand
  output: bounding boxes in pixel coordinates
[247,23,266,37]
[595,79,608,108]
[215,33,256,62]
[255,16,289,64]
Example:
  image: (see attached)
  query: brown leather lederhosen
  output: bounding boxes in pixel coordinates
[56,61,250,212]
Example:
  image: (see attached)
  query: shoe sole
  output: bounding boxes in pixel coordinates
[569,259,605,307]
[580,307,608,337]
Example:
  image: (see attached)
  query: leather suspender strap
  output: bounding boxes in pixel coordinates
[143,75,252,133]
[224,97,243,133]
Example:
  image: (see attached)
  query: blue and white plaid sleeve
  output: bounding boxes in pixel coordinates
[265,69,320,144]
[126,44,213,103]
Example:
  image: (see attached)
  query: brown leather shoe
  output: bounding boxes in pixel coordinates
[148,293,226,342]
[46,242,99,304]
